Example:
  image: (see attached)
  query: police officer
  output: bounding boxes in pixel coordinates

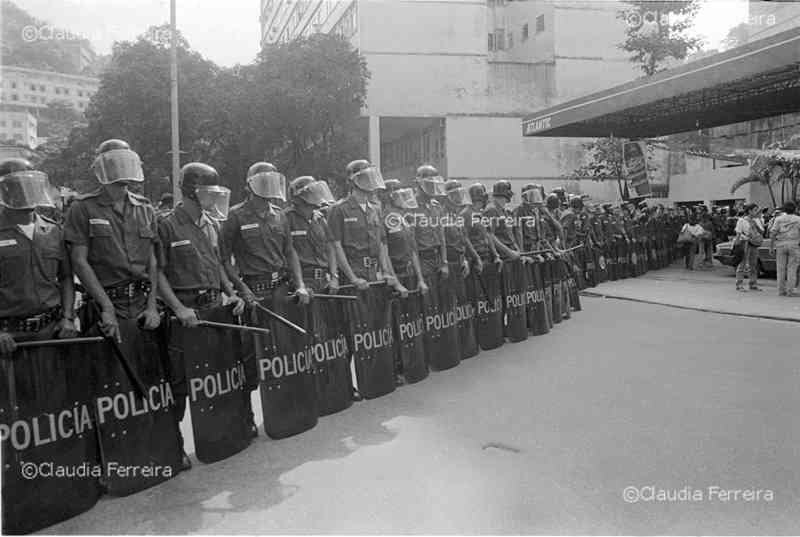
[221,162,313,438]
[542,192,569,321]
[443,180,478,359]
[381,179,429,384]
[513,184,551,334]
[64,139,186,483]
[465,183,504,350]
[0,158,77,352]
[156,162,248,454]
[328,159,407,399]
[486,180,532,342]
[410,165,460,369]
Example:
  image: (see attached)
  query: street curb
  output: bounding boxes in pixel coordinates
[580,291,800,324]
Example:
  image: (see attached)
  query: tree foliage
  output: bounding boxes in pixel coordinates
[42,30,369,201]
[617,1,702,76]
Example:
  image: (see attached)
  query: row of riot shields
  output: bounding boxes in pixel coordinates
[2,257,586,534]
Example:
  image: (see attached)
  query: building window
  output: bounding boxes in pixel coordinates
[30,84,36,91]
[39,85,44,91]
[55,88,61,94]
[10,82,16,89]
[77,90,83,97]
[522,23,529,40]
[64,88,70,95]
[11,94,18,101]
[0,121,5,127]
[12,121,21,128]
[536,14,545,33]
[495,29,505,50]
[508,31,514,49]
[488,33,495,51]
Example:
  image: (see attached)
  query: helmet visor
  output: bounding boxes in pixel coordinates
[391,188,418,209]
[351,167,385,192]
[420,177,446,197]
[297,181,335,207]
[248,172,287,201]
[0,171,55,210]
[446,186,471,207]
[522,188,544,205]
[92,149,144,184]
[196,185,231,221]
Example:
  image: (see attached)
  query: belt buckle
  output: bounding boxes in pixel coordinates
[25,316,41,332]
[271,272,280,284]
[126,283,135,298]
[314,268,325,280]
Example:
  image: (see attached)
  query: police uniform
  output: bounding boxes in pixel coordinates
[285,206,333,293]
[328,195,386,282]
[411,198,446,276]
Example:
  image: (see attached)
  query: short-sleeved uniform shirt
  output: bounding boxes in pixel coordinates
[483,202,517,252]
[221,198,290,279]
[409,199,444,254]
[442,207,467,263]
[512,204,542,252]
[158,204,222,292]
[328,196,385,263]
[285,206,331,271]
[0,213,66,318]
[464,206,492,260]
[384,209,417,276]
[63,188,158,287]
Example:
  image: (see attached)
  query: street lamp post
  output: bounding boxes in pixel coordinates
[170,0,180,206]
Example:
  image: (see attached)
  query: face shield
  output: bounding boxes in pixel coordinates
[0,171,56,210]
[446,187,471,207]
[350,167,385,193]
[195,185,231,221]
[521,188,544,205]
[420,177,446,197]
[296,181,335,207]
[391,188,418,210]
[248,171,286,201]
[91,149,144,184]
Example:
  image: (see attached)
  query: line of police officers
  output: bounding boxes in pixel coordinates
[0,139,685,533]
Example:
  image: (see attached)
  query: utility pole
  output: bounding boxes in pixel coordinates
[170,0,181,205]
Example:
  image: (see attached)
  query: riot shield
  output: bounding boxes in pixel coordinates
[251,295,318,439]
[342,285,396,399]
[606,242,618,281]
[558,256,572,320]
[1,336,101,534]
[525,260,549,336]
[565,253,582,313]
[308,295,353,416]
[540,254,555,329]
[548,253,563,324]
[422,273,461,371]
[89,317,181,496]
[469,262,504,351]
[391,276,428,383]
[450,268,478,360]
[502,259,528,343]
[583,244,597,288]
[170,305,251,463]
[595,246,608,283]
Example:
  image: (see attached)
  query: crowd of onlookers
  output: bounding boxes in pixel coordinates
[678,201,800,296]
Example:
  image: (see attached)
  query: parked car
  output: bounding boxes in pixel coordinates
[714,240,776,276]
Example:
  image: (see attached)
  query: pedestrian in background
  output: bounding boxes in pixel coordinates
[699,212,714,268]
[769,201,800,296]
[734,203,764,292]
[679,216,704,270]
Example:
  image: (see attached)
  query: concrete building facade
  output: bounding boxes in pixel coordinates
[0,66,99,112]
[0,105,38,148]
[260,0,638,196]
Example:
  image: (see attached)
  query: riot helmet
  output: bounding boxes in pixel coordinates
[0,158,55,210]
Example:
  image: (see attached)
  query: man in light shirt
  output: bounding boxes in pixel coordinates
[769,201,800,296]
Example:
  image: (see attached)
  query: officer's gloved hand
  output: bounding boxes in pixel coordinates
[461,259,470,277]
[241,288,257,305]
[137,306,161,331]
[99,308,122,342]
[394,283,409,299]
[418,280,430,295]
[0,331,17,356]
[352,277,369,291]
[494,255,504,272]
[474,259,484,274]
[439,264,450,279]
[295,286,311,306]
[175,306,200,328]
[230,295,246,316]
[55,318,78,339]
[521,256,534,265]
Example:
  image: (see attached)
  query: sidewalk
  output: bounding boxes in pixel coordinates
[581,262,800,322]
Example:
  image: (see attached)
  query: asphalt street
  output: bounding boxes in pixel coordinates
[43,296,800,534]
